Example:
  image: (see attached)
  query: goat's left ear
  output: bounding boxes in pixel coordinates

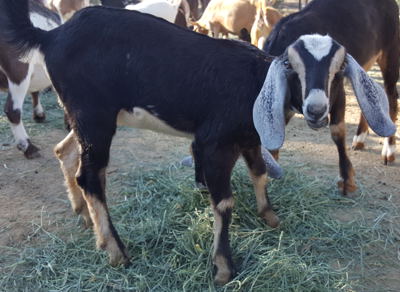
[345,54,396,137]
[253,57,287,150]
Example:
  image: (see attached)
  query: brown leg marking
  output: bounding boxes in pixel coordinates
[330,122,357,195]
[212,204,233,285]
[54,131,91,227]
[250,173,279,228]
[84,193,130,266]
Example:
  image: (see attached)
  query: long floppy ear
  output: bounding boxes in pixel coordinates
[253,57,288,151]
[345,54,396,137]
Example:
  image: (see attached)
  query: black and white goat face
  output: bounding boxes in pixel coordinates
[253,34,396,151]
[287,34,345,129]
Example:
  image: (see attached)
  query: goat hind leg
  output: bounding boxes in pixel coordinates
[75,122,129,266]
[54,130,91,227]
[31,91,46,123]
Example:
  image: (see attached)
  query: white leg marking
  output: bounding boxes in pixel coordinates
[8,66,33,150]
[381,137,396,158]
[10,123,29,150]
[352,131,368,145]
[34,101,44,116]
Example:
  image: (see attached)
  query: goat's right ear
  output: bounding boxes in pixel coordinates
[253,57,287,151]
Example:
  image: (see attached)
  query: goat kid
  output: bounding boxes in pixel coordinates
[0,0,61,158]
[263,0,399,194]
[0,2,394,285]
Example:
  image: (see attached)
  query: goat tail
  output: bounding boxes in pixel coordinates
[0,0,49,58]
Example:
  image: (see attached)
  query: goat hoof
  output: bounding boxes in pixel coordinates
[262,210,280,228]
[213,255,234,285]
[23,142,41,159]
[33,112,46,123]
[383,154,395,165]
[337,180,357,196]
[351,142,365,150]
[109,253,130,267]
[106,244,130,267]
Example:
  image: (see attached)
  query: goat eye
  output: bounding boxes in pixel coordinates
[340,62,346,71]
[284,60,292,70]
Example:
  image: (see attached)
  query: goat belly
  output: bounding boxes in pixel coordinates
[117,107,194,138]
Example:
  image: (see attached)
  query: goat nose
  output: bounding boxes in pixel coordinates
[307,104,327,120]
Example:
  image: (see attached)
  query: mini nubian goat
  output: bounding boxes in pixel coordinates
[0,0,394,285]
[0,0,60,158]
[263,0,399,194]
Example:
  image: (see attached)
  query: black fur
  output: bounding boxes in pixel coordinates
[263,0,399,193]
[0,2,275,282]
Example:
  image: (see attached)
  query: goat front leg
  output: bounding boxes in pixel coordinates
[31,91,46,122]
[202,144,239,285]
[330,86,356,196]
[54,130,91,227]
[242,146,279,228]
[4,63,40,158]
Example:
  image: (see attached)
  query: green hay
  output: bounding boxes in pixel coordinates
[0,163,397,292]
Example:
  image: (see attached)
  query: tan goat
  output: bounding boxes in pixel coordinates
[250,2,283,49]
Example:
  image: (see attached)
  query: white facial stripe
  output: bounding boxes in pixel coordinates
[299,34,333,61]
[303,89,329,121]
[288,46,306,98]
[117,107,194,139]
[327,47,346,94]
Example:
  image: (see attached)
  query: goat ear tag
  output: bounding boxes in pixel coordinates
[345,54,396,137]
[253,58,287,150]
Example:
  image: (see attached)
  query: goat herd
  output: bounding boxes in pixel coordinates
[0,0,398,285]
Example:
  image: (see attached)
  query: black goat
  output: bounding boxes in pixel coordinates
[263,0,399,195]
[0,1,394,284]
